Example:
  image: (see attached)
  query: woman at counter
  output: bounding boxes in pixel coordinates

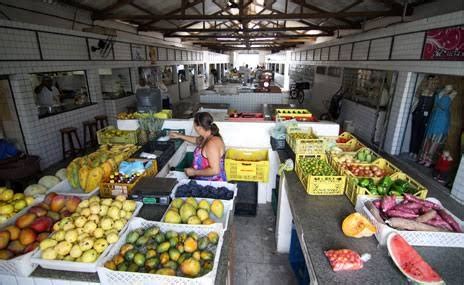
[169,112,227,181]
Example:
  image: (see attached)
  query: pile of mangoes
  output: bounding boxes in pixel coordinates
[299,157,337,176]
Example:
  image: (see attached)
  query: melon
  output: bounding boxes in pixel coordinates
[38,176,60,189]
[387,233,443,284]
[55,168,67,181]
[24,184,47,196]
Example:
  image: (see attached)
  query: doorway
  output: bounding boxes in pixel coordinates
[0,77,26,153]
[398,73,463,188]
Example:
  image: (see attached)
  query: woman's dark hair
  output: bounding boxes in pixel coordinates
[194,112,221,137]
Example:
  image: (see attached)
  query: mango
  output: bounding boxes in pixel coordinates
[15,213,37,229]
[171,198,184,209]
[185,197,198,209]
[179,203,196,223]
[0,249,14,260]
[19,228,36,246]
[144,257,159,269]
[5,225,20,241]
[197,209,209,222]
[211,200,224,218]
[156,241,171,253]
[207,232,219,245]
[198,199,210,212]
[164,210,181,224]
[155,268,176,276]
[183,237,197,253]
[180,258,201,277]
[81,249,98,263]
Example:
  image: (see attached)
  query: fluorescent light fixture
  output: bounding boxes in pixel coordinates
[306,30,323,35]
[217,38,237,41]
[250,37,275,41]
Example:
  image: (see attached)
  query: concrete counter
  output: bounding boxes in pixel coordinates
[277,150,464,285]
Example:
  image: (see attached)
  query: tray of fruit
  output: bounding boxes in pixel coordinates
[331,147,380,174]
[0,188,36,226]
[356,195,463,247]
[161,198,231,230]
[295,155,346,195]
[171,180,237,201]
[30,195,142,272]
[97,217,224,285]
[97,126,138,145]
[0,192,84,276]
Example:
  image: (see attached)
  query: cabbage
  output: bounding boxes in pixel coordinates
[55,168,67,181]
[38,176,60,189]
[24,184,47,197]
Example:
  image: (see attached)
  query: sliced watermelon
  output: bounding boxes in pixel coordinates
[387,233,444,284]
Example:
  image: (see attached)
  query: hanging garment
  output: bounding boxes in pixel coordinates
[425,93,452,138]
[410,95,434,154]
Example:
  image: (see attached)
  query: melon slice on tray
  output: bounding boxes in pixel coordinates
[387,233,444,284]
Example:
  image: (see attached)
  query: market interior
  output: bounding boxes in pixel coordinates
[0,0,463,285]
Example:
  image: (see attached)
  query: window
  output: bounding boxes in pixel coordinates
[99,68,133,99]
[31,71,91,118]
[316,66,326,75]
[328,67,341,77]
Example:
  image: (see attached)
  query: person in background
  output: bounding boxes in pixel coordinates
[34,76,61,107]
[243,64,250,85]
[169,112,226,181]
[135,78,150,93]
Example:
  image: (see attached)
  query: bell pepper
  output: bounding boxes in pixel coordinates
[389,190,403,196]
[379,176,393,189]
[358,178,372,188]
[367,185,378,195]
[376,186,387,195]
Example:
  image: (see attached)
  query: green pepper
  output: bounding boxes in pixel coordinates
[377,186,387,195]
[367,186,378,195]
[379,176,393,189]
[389,184,404,195]
[358,178,372,188]
[389,190,403,196]
[405,186,418,194]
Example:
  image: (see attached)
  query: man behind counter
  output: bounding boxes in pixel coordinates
[34,76,61,107]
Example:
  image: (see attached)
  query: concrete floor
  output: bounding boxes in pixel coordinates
[232,205,298,285]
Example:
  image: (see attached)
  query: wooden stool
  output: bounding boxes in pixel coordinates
[83,120,97,148]
[60,127,82,160]
[94,115,109,130]
[127,106,137,113]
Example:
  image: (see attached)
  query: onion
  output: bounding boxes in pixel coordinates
[372,166,379,172]
[367,173,373,177]
[375,170,382,176]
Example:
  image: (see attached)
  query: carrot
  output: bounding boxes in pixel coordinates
[415,210,437,223]
[387,217,448,232]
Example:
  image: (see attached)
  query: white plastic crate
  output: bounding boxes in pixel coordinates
[45,179,99,198]
[97,217,224,285]
[0,250,38,277]
[30,201,143,272]
[170,179,238,201]
[356,196,464,247]
[117,119,139,131]
[161,197,232,231]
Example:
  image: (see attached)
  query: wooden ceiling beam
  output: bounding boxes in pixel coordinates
[97,0,132,15]
[142,26,342,33]
[291,0,358,27]
[166,34,324,39]
[137,0,203,30]
[93,10,402,21]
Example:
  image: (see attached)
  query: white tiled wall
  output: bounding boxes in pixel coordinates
[451,156,464,204]
[38,32,88,60]
[352,41,369,60]
[0,27,40,60]
[339,44,352,60]
[391,32,425,60]
[113,42,132,60]
[321,47,329,60]
[104,95,137,126]
[329,46,339,60]
[369,37,392,60]
[200,93,289,112]
[383,72,417,154]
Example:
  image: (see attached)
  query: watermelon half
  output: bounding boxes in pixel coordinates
[387,233,444,284]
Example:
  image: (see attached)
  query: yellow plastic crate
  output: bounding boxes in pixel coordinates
[225,148,269,182]
[347,172,428,205]
[97,126,138,145]
[331,147,382,174]
[343,158,401,204]
[295,154,346,195]
[275,108,314,122]
[100,159,158,197]
[286,126,324,155]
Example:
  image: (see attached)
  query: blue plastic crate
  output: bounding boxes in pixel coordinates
[289,225,310,285]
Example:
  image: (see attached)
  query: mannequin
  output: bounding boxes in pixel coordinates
[409,75,439,159]
[419,84,456,167]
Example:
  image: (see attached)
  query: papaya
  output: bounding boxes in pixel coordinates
[101,161,112,180]
[85,167,104,193]
[78,166,90,190]
[66,162,80,188]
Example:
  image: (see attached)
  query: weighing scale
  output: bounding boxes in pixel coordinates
[130,177,178,205]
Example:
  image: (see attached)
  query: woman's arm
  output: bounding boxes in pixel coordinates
[169,132,199,145]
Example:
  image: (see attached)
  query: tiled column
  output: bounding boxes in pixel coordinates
[451,157,464,204]
[383,72,417,155]
[130,67,139,92]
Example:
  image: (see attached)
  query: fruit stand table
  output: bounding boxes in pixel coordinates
[25,204,234,285]
[276,150,464,285]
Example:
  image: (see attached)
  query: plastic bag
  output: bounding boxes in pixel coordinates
[119,160,152,176]
[324,249,370,271]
